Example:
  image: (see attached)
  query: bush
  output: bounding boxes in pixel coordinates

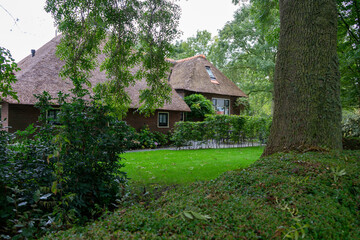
[131,126,169,149]
[0,91,129,238]
[171,115,271,147]
[0,123,57,238]
[184,94,215,121]
[342,110,360,138]
[343,137,360,150]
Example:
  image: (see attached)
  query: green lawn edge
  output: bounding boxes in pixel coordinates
[122,147,264,185]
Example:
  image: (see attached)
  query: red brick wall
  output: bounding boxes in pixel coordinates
[124,109,183,133]
[7,104,40,133]
[180,90,242,115]
[2,103,183,134]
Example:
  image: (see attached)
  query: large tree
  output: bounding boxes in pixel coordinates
[337,0,360,109]
[45,0,180,116]
[0,47,19,102]
[263,0,342,155]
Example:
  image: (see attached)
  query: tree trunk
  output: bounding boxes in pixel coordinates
[263,0,342,156]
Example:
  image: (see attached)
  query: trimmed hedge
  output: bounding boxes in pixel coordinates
[171,114,272,147]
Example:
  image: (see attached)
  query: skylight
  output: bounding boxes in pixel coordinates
[205,66,216,80]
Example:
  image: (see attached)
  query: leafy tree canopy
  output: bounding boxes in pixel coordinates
[0,47,19,101]
[45,0,181,117]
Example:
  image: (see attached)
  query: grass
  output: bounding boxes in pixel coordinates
[122,146,264,184]
[43,150,360,239]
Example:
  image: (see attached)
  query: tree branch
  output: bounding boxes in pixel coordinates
[338,11,360,44]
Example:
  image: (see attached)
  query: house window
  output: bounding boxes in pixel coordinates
[158,112,169,128]
[205,66,216,80]
[212,98,230,115]
[47,109,61,125]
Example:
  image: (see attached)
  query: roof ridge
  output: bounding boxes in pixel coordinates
[167,54,207,64]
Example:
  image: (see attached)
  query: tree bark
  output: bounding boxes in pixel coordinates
[263,0,342,156]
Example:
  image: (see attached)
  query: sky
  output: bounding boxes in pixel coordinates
[0,0,241,62]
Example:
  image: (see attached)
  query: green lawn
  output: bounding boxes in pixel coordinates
[121,146,263,184]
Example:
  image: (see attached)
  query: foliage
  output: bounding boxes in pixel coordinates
[216,4,278,115]
[183,94,215,121]
[171,114,271,147]
[0,46,20,101]
[337,0,360,109]
[43,150,360,239]
[0,124,57,238]
[170,30,215,60]
[45,0,181,116]
[43,92,128,222]
[133,126,169,149]
[342,110,360,138]
[342,137,360,150]
[0,91,129,238]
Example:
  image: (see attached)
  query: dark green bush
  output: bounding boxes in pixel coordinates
[343,137,360,150]
[184,94,215,121]
[0,91,129,238]
[48,93,128,222]
[0,123,57,239]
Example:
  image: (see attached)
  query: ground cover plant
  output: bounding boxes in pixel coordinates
[123,147,263,184]
[43,150,360,239]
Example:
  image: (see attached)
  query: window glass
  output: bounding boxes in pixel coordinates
[205,66,216,79]
[212,98,230,115]
[47,109,61,125]
[158,112,169,127]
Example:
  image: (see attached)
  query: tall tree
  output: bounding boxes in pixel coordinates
[263,0,342,155]
[170,30,214,60]
[0,47,19,102]
[217,5,279,115]
[337,0,360,109]
[45,0,180,116]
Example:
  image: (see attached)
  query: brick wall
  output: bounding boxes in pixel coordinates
[3,103,183,134]
[124,109,182,133]
[7,104,40,133]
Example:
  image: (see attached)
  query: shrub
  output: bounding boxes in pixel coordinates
[343,137,360,150]
[48,93,128,223]
[342,110,360,138]
[184,94,215,121]
[0,91,129,238]
[0,123,57,239]
[171,115,271,147]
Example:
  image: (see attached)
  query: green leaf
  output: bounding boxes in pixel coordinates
[182,211,194,220]
[40,193,52,200]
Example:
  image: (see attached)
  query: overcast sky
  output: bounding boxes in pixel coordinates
[0,0,241,62]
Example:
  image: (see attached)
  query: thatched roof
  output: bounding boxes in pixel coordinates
[5,35,190,112]
[168,55,247,97]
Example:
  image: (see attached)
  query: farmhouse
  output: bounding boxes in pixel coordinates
[0,36,246,133]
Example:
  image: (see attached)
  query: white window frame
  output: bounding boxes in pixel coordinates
[212,98,230,115]
[157,112,169,128]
